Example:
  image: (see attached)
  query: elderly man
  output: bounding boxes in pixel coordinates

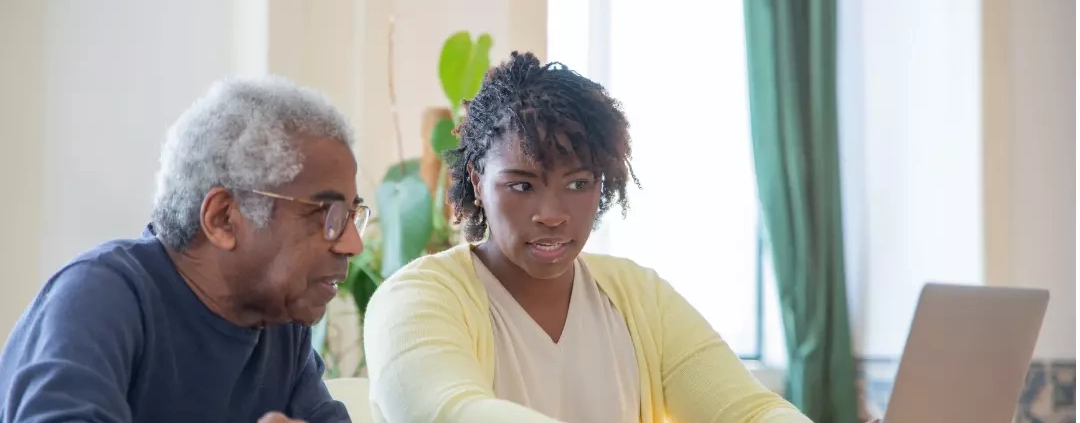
[0,77,363,423]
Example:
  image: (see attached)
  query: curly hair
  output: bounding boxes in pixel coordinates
[444,51,638,242]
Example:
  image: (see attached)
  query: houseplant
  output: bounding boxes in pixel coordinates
[313,28,493,377]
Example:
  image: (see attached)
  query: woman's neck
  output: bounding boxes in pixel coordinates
[473,241,574,306]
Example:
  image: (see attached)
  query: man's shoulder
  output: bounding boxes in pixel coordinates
[2,238,157,366]
[0,237,168,420]
[35,234,169,321]
[67,234,163,272]
[56,233,168,286]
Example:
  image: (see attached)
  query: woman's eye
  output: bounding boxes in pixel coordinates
[509,182,532,192]
[567,180,591,190]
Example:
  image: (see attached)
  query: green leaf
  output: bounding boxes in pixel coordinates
[438,31,473,111]
[461,33,493,102]
[430,118,458,155]
[345,254,382,316]
[340,242,376,293]
[375,172,433,279]
[382,158,421,182]
[431,162,450,235]
[323,348,341,378]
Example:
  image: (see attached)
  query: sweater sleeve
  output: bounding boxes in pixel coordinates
[286,328,350,423]
[653,275,812,423]
[362,273,563,423]
[0,262,139,423]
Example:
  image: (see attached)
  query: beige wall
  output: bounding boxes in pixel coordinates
[983,0,1075,359]
[842,0,1075,360]
[0,0,546,346]
[352,0,543,201]
[263,0,544,200]
[0,0,45,342]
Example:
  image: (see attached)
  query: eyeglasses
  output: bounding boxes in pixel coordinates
[247,189,371,242]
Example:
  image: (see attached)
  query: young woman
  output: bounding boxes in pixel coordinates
[363,51,812,423]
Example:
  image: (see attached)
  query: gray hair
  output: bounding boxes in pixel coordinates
[151,75,356,250]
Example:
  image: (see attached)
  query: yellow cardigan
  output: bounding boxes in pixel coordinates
[362,244,811,423]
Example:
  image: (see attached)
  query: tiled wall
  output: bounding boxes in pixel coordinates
[856,358,1075,423]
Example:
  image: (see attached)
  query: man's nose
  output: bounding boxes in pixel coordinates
[331,222,364,257]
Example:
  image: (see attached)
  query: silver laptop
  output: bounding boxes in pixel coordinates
[882,283,1050,423]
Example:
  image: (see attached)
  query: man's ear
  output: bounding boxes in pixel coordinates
[468,162,482,202]
[200,187,239,251]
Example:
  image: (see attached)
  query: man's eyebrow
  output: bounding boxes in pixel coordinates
[309,190,347,202]
[311,190,364,206]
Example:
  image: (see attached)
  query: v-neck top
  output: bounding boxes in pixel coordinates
[472,253,641,423]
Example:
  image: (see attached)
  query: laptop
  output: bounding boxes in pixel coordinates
[882,283,1050,423]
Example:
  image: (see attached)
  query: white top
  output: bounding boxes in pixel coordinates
[473,253,641,423]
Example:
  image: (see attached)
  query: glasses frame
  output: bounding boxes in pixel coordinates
[247,189,371,241]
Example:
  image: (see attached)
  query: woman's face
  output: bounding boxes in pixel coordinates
[470,134,602,281]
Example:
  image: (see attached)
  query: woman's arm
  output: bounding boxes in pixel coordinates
[653,275,812,423]
[363,274,564,423]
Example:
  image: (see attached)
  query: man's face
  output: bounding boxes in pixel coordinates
[471,135,602,281]
[228,137,363,326]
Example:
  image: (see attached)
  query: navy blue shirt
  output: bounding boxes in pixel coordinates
[0,226,351,423]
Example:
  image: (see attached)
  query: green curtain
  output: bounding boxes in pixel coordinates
[743,1,859,422]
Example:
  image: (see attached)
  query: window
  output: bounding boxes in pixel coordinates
[548,1,769,360]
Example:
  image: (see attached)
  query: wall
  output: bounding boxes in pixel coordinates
[353,0,509,200]
[352,0,544,199]
[0,0,46,343]
[255,0,544,203]
[0,0,250,341]
[848,0,1075,419]
[982,0,1076,416]
[983,0,1075,360]
[844,0,1074,360]
[0,0,546,358]
[37,0,244,280]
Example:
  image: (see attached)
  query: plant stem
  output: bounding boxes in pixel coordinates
[354,353,368,378]
[354,310,367,376]
[432,162,448,233]
[387,15,406,174]
[323,348,341,379]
